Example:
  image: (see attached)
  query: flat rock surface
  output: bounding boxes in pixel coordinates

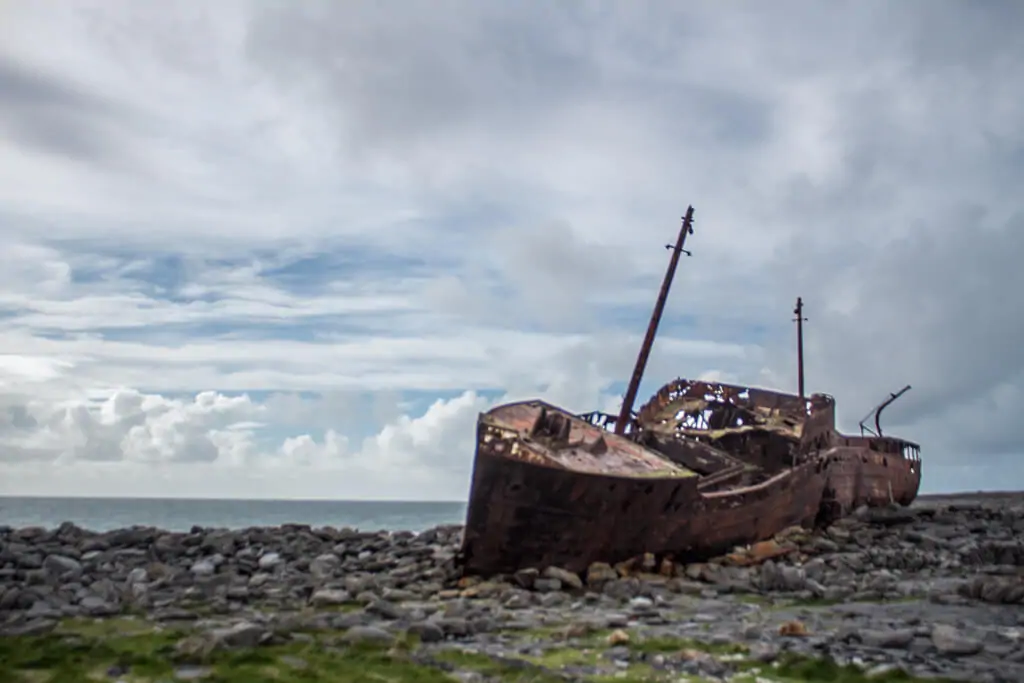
[1,492,1023,681]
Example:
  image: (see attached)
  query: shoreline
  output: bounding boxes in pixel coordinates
[0,491,1015,538]
[2,495,1023,682]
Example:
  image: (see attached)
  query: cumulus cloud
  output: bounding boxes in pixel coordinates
[0,0,1022,499]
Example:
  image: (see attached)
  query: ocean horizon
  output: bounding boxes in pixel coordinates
[0,496,468,533]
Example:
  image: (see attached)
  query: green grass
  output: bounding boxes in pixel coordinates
[735,594,924,610]
[432,633,747,682]
[752,652,960,682]
[627,635,748,656]
[52,615,161,638]
[205,641,452,683]
[428,649,565,683]
[0,629,183,683]
[0,628,446,683]
[304,601,366,613]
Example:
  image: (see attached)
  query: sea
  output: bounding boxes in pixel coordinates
[0,497,468,533]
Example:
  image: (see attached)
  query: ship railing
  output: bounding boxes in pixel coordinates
[696,461,748,491]
[577,410,639,436]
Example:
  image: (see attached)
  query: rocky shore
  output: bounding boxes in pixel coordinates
[2,493,1024,682]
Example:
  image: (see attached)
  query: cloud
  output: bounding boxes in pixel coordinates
[0,0,1022,500]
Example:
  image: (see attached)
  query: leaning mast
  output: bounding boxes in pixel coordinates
[615,207,697,435]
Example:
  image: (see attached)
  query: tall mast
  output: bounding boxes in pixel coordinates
[793,297,807,399]
[615,207,696,435]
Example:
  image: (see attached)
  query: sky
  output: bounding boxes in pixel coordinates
[0,0,1022,501]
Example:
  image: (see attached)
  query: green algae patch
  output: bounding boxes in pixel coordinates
[586,674,663,683]
[502,623,614,646]
[770,653,945,682]
[303,601,366,614]
[628,635,748,656]
[757,595,925,611]
[319,602,364,613]
[53,615,163,639]
[584,662,665,682]
[205,641,451,683]
[506,624,574,640]
[739,652,960,683]
[525,646,597,669]
[0,628,452,683]
[432,639,695,682]
[0,630,181,683]
[0,621,959,683]
[428,649,565,683]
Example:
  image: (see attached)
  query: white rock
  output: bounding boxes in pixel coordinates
[258,552,282,570]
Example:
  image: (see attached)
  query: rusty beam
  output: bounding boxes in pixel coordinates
[793,297,807,399]
[858,384,912,437]
[615,207,696,435]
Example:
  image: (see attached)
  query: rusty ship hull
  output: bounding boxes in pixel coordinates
[458,399,829,576]
[819,440,922,517]
[458,379,922,577]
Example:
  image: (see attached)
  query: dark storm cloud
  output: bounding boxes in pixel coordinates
[0,57,125,164]
[240,2,780,160]
[0,402,38,432]
[0,55,155,166]
[242,3,602,152]
[811,209,1024,441]
[900,0,1024,70]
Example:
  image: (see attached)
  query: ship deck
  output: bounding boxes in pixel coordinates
[482,401,696,479]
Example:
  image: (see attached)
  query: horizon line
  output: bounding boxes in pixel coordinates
[0,494,467,504]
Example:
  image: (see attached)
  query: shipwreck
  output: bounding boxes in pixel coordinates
[457,206,922,577]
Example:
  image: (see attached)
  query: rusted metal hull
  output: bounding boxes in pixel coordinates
[820,445,922,516]
[459,400,829,576]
